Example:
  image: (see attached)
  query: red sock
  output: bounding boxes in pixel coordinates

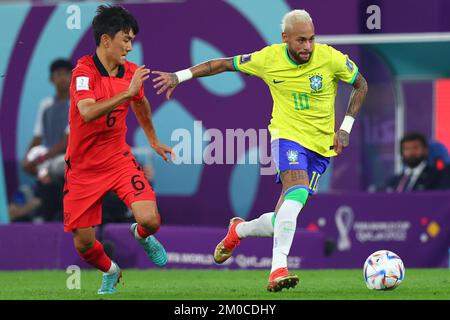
[137,224,153,238]
[78,240,112,272]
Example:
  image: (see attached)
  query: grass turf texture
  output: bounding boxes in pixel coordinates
[0,269,448,300]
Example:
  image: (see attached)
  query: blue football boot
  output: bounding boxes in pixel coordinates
[97,264,122,295]
[130,223,168,267]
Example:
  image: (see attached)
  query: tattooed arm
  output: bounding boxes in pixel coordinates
[347,72,368,118]
[333,72,368,155]
[152,58,235,100]
[190,58,236,77]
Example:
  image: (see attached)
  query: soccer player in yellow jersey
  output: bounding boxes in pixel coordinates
[153,9,368,292]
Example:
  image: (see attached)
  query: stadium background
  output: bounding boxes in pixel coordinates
[0,0,449,274]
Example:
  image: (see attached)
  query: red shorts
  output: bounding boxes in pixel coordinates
[63,152,155,232]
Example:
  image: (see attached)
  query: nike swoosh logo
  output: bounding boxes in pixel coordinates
[134,192,144,197]
[273,80,285,84]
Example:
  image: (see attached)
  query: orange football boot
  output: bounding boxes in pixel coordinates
[213,217,245,264]
[267,267,299,292]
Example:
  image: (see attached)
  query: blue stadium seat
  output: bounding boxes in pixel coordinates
[428,140,450,170]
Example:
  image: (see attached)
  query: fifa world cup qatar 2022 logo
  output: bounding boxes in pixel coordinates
[334,205,413,251]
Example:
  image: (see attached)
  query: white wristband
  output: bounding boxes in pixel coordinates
[339,115,355,134]
[175,69,193,83]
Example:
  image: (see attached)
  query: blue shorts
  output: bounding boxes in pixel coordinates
[271,139,330,194]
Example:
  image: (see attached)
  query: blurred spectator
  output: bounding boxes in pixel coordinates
[385,133,442,192]
[8,185,41,222]
[19,58,72,222]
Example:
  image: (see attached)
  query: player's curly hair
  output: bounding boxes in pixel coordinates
[92,5,139,46]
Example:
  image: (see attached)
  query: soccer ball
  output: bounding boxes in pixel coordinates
[363,250,405,290]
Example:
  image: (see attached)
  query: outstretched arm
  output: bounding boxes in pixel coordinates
[131,96,173,161]
[333,72,368,155]
[152,58,235,100]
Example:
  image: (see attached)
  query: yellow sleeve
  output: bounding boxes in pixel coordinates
[233,46,269,78]
[331,47,359,85]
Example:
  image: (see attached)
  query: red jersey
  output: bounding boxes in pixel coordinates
[66,54,144,172]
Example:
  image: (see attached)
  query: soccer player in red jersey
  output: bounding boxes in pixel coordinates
[64,5,172,294]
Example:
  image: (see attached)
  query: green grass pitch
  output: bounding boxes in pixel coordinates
[0,269,448,300]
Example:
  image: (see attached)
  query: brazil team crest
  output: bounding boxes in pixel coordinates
[309,74,323,93]
[286,150,299,164]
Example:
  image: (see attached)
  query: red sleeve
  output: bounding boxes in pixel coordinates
[70,65,97,106]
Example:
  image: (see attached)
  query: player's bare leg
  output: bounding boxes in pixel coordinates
[132,200,161,234]
[73,227,97,254]
[73,227,122,294]
[130,200,167,267]
[267,170,309,292]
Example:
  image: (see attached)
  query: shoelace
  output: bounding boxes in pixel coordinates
[223,230,240,251]
[146,237,158,252]
[146,238,166,259]
[100,274,117,290]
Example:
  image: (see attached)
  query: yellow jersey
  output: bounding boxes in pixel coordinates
[233,43,358,157]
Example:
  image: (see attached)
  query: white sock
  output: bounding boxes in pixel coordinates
[271,199,303,272]
[235,212,275,238]
[134,225,146,241]
[106,261,119,274]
